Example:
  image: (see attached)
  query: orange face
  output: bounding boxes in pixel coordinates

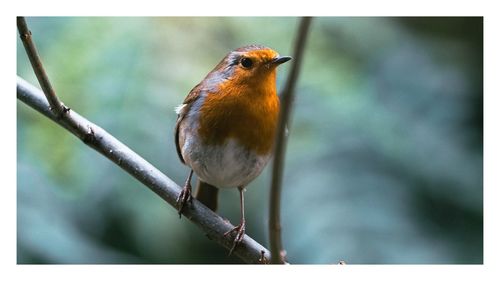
[201,45,291,96]
[228,48,282,85]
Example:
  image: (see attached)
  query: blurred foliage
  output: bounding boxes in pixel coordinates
[17,17,482,264]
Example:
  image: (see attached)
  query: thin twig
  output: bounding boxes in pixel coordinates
[17,77,270,263]
[17,17,67,118]
[269,17,313,264]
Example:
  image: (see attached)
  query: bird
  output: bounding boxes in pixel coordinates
[174,44,291,254]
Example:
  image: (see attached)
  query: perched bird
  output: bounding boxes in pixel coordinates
[174,45,291,253]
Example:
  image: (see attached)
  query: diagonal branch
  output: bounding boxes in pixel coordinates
[269,17,313,264]
[17,17,67,118]
[17,77,270,263]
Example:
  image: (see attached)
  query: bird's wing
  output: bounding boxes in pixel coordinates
[174,83,203,164]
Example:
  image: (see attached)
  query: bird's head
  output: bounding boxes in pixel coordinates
[204,45,291,91]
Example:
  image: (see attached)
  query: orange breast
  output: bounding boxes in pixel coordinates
[198,73,280,155]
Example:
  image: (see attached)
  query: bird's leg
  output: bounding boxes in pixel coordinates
[176,169,194,218]
[224,186,246,255]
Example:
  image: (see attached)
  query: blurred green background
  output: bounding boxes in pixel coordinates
[16,17,483,264]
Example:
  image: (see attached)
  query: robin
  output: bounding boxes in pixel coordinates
[174,44,291,253]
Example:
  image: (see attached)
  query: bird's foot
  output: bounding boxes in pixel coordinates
[224,219,246,255]
[176,182,192,218]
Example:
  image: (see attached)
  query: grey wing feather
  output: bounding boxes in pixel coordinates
[174,104,187,164]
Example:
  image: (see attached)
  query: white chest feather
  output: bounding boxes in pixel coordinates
[182,137,270,188]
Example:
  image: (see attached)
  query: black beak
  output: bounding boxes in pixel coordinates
[272,56,292,65]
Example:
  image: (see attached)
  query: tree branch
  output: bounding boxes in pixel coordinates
[17,17,67,118]
[269,17,313,264]
[17,76,270,263]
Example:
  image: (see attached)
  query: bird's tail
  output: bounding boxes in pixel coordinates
[195,180,219,212]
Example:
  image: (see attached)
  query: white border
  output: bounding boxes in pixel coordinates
[3,1,499,281]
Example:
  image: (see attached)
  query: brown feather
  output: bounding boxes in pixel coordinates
[174,82,204,164]
[194,180,219,212]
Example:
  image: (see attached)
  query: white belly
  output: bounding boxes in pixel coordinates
[182,137,270,188]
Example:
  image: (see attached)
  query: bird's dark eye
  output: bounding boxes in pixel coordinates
[240,57,253,69]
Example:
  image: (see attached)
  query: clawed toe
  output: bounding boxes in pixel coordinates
[176,184,192,218]
[224,220,246,255]
[177,170,194,218]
